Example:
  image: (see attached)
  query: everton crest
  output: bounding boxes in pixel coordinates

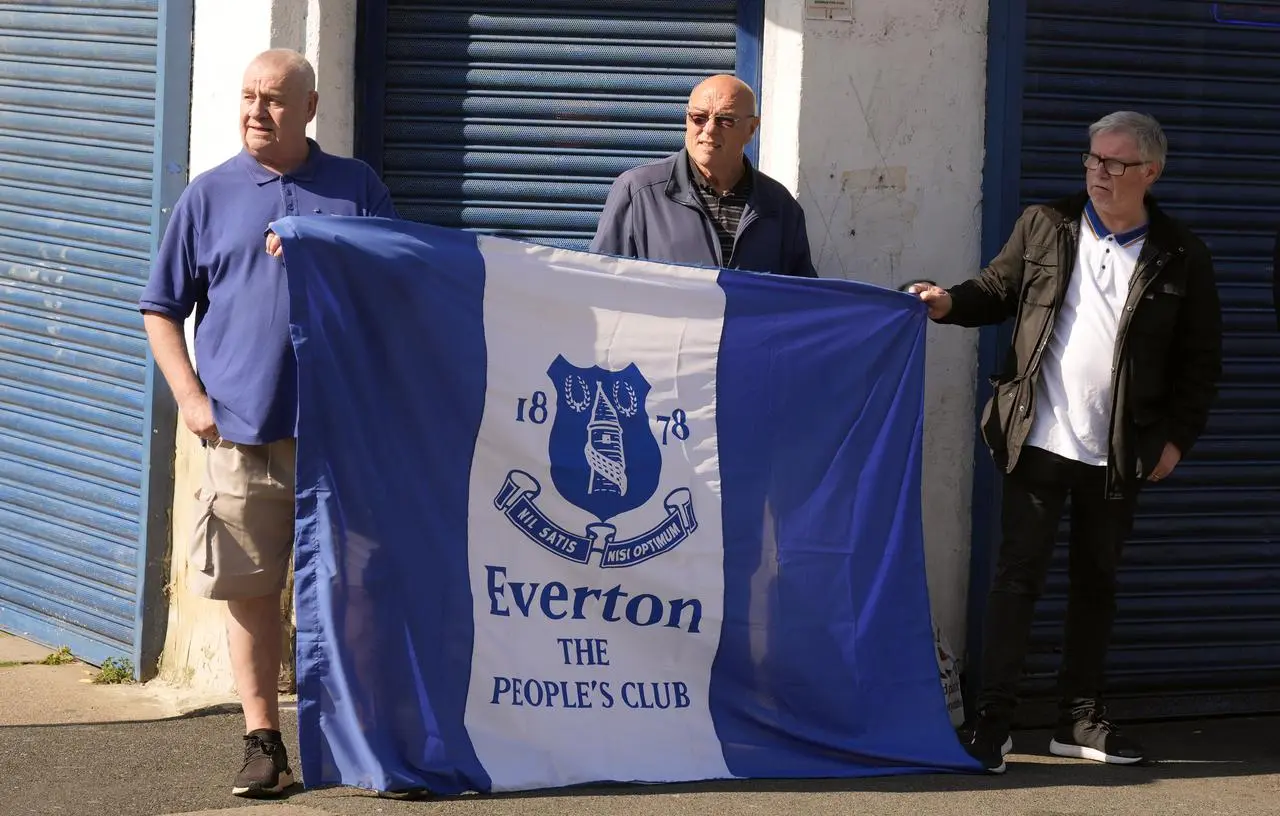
[494,355,697,568]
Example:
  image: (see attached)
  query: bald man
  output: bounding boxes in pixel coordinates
[139,49,395,798]
[591,74,816,277]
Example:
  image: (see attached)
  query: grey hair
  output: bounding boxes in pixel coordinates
[1089,111,1167,166]
[251,48,316,94]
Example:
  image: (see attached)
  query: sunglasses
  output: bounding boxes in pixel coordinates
[686,111,751,130]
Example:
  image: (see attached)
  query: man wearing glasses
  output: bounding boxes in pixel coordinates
[909,112,1221,772]
[590,74,816,278]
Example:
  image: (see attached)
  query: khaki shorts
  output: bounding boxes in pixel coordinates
[189,438,296,600]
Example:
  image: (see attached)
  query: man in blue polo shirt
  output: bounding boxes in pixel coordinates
[139,48,395,797]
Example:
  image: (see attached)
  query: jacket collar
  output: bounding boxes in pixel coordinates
[666,149,775,216]
[238,138,324,185]
[1047,191,1185,254]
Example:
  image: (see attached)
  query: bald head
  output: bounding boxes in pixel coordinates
[688,74,757,117]
[240,49,318,174]
[245,49,316,95]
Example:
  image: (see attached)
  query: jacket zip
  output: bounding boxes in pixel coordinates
[1101,247,1170,495]
[673,194,756,268]
[728,208,759,267]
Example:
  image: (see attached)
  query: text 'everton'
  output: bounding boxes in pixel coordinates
[486,565,703,633]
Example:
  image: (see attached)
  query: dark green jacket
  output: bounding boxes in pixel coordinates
[942,193,1222,498]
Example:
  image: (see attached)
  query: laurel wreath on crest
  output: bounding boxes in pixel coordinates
[612,380,638,418]
[564,375,591,413]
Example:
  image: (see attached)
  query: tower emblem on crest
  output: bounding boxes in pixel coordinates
[585,381,628,496]
[494,355,697,568]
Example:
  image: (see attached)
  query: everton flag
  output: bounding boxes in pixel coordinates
[274,216,981,795]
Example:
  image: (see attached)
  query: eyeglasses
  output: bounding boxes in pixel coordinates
[1082,152,1148,177]
[686,110,751,130]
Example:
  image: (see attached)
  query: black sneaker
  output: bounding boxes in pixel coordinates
[958,724,1014,756]
[958,716,1009,774]
[1049,711,1145,765]
[377,787,432,800]
[232,729,296,797]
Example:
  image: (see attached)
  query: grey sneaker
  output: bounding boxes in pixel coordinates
[232,729,295,797]
[1049,712,1145,764]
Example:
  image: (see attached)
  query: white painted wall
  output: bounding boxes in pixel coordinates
[187,0,356,177]
[761,0,989,660]
[158,0,358,695]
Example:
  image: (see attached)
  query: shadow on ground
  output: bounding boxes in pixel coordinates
[2,711,1276,816]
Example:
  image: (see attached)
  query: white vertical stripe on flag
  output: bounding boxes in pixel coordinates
[464,238,732,790]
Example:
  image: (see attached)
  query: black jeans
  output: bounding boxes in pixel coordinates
[977,446,1140,723]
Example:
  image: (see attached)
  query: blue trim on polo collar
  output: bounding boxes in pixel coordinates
[1084,200,1148,247]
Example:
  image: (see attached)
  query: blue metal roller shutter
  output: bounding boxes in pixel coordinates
[1015,0,1280,718]
[358,0,750,250]
[0,1,189,670]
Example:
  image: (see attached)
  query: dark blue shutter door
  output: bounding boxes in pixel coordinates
[368,1,739,250]
[0,2,164,665]
[1018,0,1280,716]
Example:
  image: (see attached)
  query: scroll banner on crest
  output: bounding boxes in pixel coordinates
[275,215,982,795]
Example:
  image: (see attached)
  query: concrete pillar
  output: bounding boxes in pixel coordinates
[760,0,990,660]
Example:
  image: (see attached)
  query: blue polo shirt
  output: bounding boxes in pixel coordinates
[140,140,396,444]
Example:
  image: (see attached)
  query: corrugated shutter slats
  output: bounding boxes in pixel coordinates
[376,1,738,250]
[1018,0,1280,711]
[0,1,160,663]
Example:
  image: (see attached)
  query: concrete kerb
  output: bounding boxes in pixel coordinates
[0,632,256,727]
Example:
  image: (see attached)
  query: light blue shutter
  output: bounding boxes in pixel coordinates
[0,0,189,670]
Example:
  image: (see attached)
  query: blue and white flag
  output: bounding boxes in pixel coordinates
[274,216,981,795]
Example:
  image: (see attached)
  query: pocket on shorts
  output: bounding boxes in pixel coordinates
[195,445,213,502]
[190,486,218,575]
[196,437,236,501]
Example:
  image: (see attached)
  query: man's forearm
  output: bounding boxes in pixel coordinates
[142,312,204,405]
[937,277,1013,327]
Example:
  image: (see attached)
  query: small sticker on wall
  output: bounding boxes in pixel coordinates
[807,0,853,21]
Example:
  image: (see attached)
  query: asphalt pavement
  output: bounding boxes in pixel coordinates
[2,708,1277,816]
[0,634,1275,816]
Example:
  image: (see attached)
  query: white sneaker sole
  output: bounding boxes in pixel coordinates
[232,769,295,797]
[1002,736,1013,756]
[1048,739,1142,765]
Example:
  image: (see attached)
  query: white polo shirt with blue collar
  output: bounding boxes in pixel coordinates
[1027,200,1149,466]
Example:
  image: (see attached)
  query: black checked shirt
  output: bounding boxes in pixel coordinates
[690,159,753,265]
